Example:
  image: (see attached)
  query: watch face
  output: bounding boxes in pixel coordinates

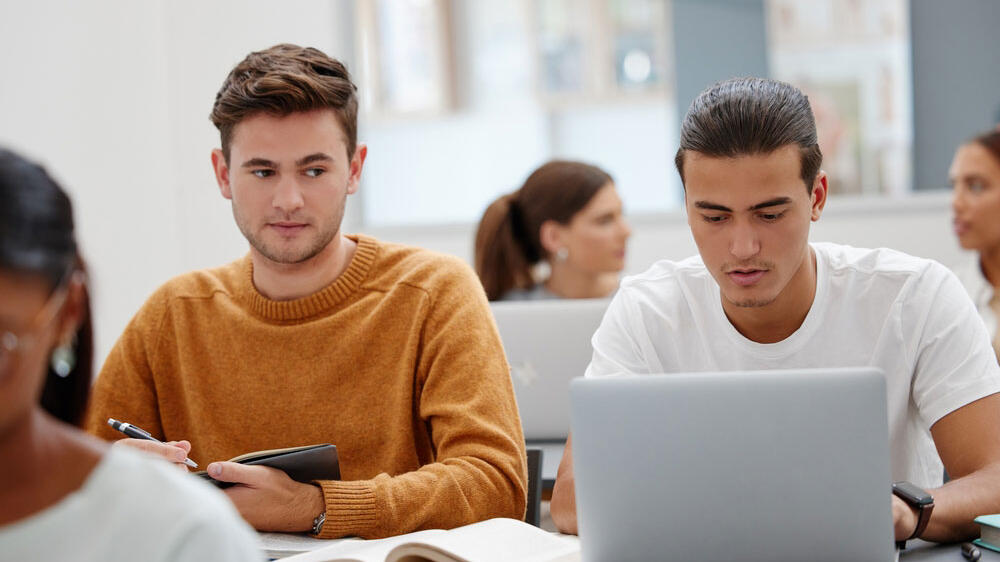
[893,481,934,506]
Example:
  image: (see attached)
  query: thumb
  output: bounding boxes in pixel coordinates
[206,461,261,486]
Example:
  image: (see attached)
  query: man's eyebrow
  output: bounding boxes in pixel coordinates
[694,201,732,212]
[240,157,277,168]
[296,153,333,167]
[748,197,792,211]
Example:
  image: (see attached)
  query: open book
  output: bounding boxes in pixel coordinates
[278,518,579,562]
[195,443,339,488]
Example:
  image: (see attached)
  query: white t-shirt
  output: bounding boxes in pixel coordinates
[586,242,1000,488]
[0,445,262,561]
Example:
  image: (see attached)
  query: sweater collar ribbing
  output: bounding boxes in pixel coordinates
[241,234,378,322]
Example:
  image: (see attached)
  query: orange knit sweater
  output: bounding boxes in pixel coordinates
[84,235,527,539]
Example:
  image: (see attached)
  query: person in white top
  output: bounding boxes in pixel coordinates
[550,78,1000,545]
[0,148,261,561]
[951,130,1000,360]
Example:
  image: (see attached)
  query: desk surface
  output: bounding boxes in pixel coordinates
[902,539,996,560]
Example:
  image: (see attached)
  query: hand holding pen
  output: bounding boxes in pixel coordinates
[107,418,199,469]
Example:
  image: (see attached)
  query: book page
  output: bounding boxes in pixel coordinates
[385,518,578,562]
[282,530,448,562]
[258,533,362,559]
[283,519,578,562]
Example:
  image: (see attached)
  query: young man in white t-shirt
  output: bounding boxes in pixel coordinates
[550,77,1000,545]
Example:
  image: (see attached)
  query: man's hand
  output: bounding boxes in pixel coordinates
[892,493,919,541]
[113,438,193,470]
[207,462,326,532]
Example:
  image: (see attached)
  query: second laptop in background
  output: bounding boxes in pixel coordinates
[491,298,609,485]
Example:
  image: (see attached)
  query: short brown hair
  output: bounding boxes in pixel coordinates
[675,77,823,192]
[210,44,358,162]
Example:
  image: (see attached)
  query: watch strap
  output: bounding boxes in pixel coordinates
[310,511,326,536]
[908,499,934,541]
[893,482,934,549]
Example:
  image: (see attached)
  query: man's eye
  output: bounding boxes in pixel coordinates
[760,212,784,221]
[969,180,987,193]
[251,169,274,178]
[304,168,325,178]
[703,215,726,223]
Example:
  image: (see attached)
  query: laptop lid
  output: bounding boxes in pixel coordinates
[491,298,608,440]
[570,368,894,562]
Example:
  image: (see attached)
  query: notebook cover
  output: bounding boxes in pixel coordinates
[975,514,1000,529]
[201,444,340,488]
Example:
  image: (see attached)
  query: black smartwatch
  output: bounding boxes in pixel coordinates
[892,481,934,549]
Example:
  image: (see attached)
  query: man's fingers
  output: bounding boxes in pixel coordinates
[165,440,192,454]
[114,438,190,464]
[207,462,274,486]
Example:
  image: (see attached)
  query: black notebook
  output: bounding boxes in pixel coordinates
[196,443,339,488]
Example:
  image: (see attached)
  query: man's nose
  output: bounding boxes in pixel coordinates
[729,222,760,260]
[273,176,305,213]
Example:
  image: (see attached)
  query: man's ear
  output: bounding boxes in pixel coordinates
[538,220,565,257]
[346,143,367,195]
[810,171,828,222]
[211,149,233,200]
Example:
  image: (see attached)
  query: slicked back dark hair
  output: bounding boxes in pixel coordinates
[210,43,358,163]
[674,77,823,192]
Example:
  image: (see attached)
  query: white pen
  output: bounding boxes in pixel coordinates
[107,418,199,469]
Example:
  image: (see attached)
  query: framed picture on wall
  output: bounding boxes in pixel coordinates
[357,0,455,117]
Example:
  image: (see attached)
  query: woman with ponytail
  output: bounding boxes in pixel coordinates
[474,160,631,301]
[0,147,259,560]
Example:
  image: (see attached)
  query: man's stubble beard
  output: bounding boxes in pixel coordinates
[232,201,344,265]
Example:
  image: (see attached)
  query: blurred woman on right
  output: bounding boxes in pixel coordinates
[474,160,631,301]
[951,130,1000,360]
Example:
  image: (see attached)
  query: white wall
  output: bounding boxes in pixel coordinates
[0,1,969,372]
[0,0,354,366]
[365,191,966,276]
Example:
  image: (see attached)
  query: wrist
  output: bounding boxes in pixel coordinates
[301,483,326,533]
[892,481,934,547]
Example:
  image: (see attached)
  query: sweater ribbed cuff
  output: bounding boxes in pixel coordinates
[313,479,378,539]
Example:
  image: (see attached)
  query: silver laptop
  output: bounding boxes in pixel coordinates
[491,299,609,483]
[570,368,894,562]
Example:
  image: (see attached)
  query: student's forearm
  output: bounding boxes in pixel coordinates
[550,436,579,534]
[314,456,526,539]
[550,473,578,534]
[923,463,1000,542]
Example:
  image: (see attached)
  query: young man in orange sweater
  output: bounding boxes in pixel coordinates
[84,44,527,539]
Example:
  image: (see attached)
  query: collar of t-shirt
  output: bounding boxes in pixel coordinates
[709,245,830,358]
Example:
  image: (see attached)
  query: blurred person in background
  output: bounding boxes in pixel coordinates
[951,130,1000,360]
[475,160,631,301]
[0,148,259,561]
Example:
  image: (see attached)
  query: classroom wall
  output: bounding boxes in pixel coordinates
[0,1,973,371]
